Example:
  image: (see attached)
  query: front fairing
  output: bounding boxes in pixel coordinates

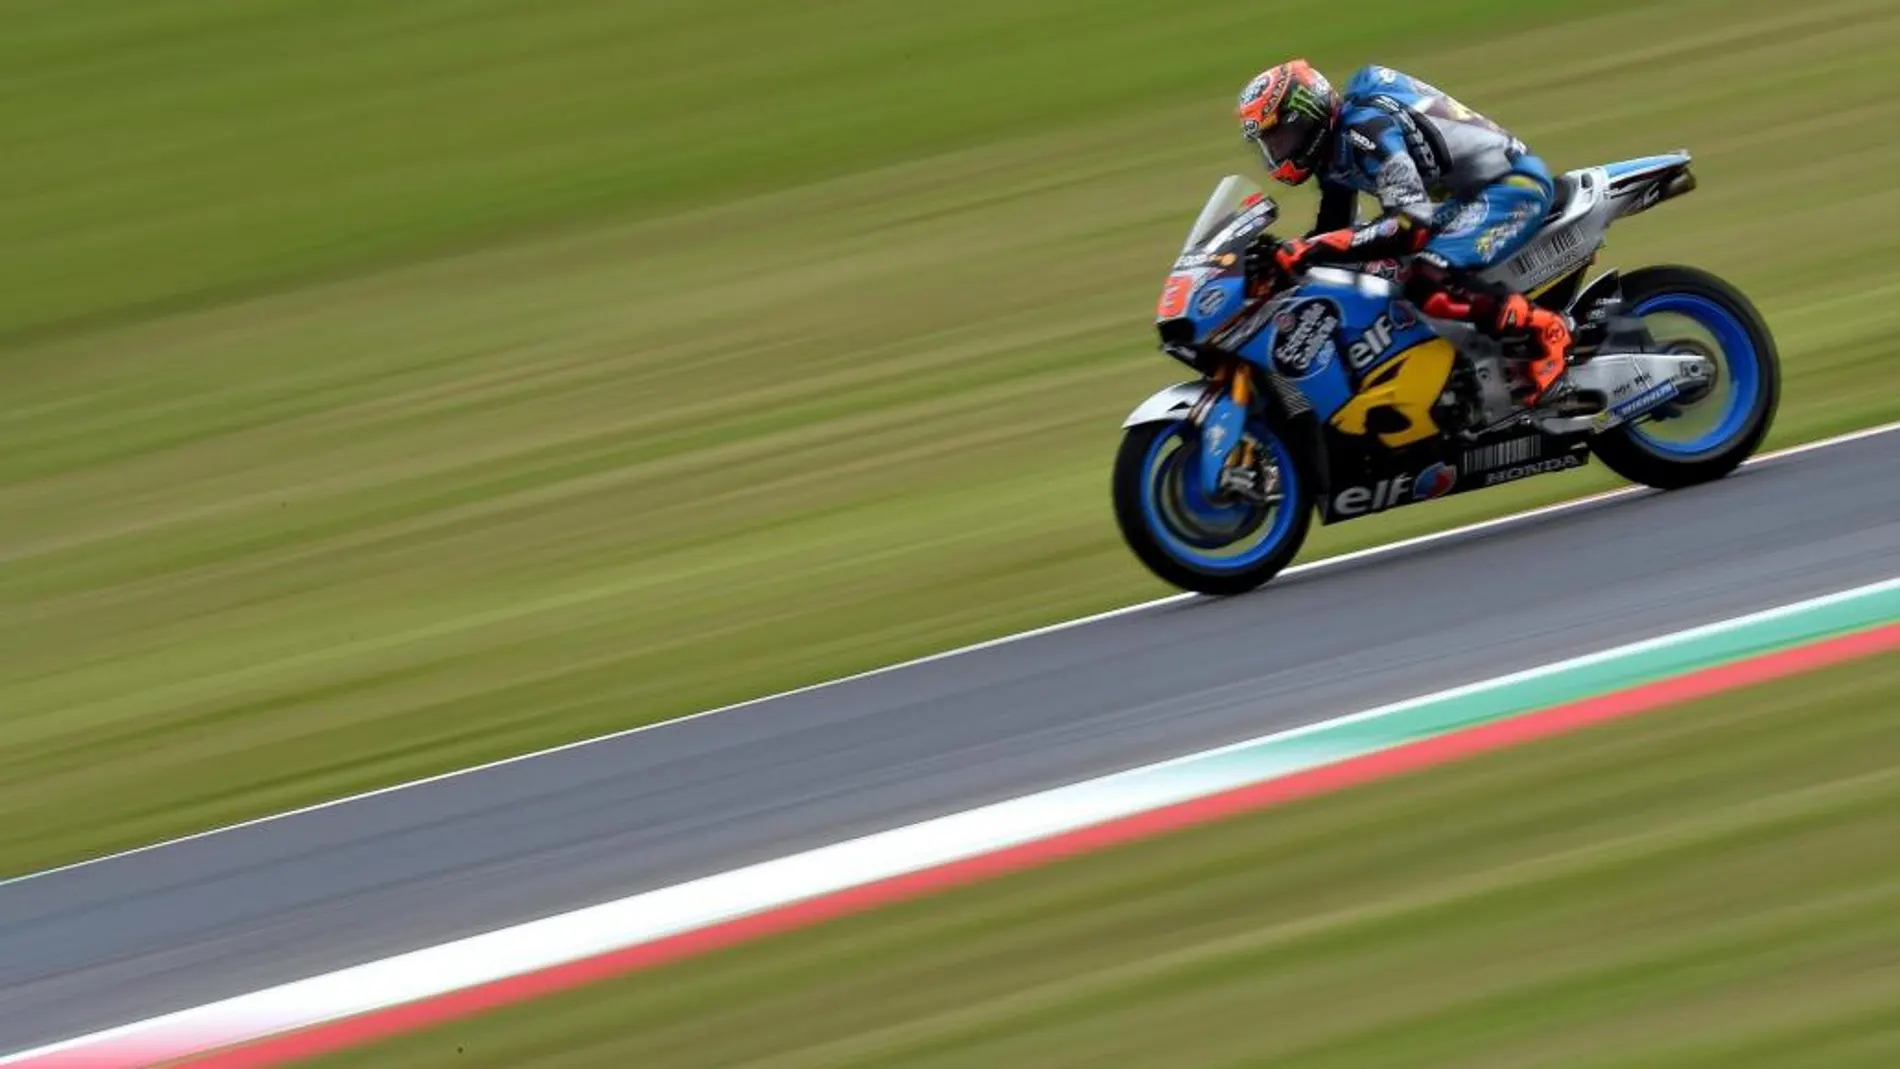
[1155,176,1279,358]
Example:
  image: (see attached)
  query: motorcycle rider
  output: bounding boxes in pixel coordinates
[1236,59,1573,404]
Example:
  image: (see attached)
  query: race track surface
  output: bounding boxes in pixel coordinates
[3,428,1898,1052]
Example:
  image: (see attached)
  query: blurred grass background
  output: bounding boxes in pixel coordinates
[322,652,1900,1069]
[3,0,1898,876]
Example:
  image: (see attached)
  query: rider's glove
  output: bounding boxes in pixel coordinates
[1272,238,1316,278]
[1246,237,1309,286]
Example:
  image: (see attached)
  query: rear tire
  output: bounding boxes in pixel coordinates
[1588,265,1780,490]
[1112,414,1312,596]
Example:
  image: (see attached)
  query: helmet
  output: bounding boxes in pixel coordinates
[1236,60,1339,185]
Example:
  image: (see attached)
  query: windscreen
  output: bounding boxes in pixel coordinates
[1180,175,1276,254]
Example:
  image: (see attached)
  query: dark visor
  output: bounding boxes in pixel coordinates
[1253,119,1309,169]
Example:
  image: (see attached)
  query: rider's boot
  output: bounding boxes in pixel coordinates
[1419,289,1573,406]
[1495,294,1573,405]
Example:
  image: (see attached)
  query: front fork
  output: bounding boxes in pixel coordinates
[1186,360,1263,501]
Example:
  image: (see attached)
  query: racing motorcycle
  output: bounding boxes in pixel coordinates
[1113,150,1780,596]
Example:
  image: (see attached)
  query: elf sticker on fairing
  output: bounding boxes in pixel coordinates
[1330,460,1458,518]
[1344,299,1417,372]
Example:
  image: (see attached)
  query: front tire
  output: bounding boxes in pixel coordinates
[1112,414,1313,596]
[1588,265,1780,490]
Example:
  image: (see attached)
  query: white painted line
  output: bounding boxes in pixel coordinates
[5,418,1896,890]
[7,573,1898,1068]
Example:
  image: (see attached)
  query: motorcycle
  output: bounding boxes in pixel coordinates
[1112,150,1781,596]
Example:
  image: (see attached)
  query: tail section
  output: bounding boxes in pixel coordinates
[1604,150,1695,218]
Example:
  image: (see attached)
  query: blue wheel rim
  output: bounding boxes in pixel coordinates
[1623,292,1762,458]
[1137,420,1300,573]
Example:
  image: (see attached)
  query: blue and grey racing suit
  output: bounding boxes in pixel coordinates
[1297,64,1553,279]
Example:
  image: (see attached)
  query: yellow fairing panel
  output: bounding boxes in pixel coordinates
[1329,338,1455,447]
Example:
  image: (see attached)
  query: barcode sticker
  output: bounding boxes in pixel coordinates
[1509,226,1587,283]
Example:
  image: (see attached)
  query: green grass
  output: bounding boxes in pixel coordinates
[4,0,1900,877]
[317,651,1900,1069]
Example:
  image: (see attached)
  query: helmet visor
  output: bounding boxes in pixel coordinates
[1252,116,1314,171]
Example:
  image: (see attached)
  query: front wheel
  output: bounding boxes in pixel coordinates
[1588,264,1781,489]
[1112,414,1313,596]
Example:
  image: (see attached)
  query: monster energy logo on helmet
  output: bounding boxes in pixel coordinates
[1283,83,1329,123]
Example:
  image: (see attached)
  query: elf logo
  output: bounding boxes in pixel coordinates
[1347,313,1398,369]
[1412,462,1457,500]
[1333,462,1457,517]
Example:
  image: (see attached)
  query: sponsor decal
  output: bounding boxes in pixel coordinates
[1481,453,1583,487]
[1505,224,1589,282]
[1374,66,1399,84]
[1346,311,1402,370]
[1462,435,1540,473]
[1370,96,1442,180]
[1332,480,1394,517]
[1609,365,1657,401]
[1609,378,1679,421]
[1377,155,1429,209]
[1333,462,1458,517]
[1210,200,1277,247]
[1438,199,1490,238]
[1473,199,1545,259]
[1618,180,1665,213]
[1412,462,1458,501]
[1269,298,1342,377]
[1194,284,1228,318]
[1174,250,1235,270]
[1284,82,1330,123]
[1240,73,1273,106]
[1363,258,1406,281]
[1235,199,1274,229]
[1351,217,1400,248]
[1511,199,1541,223]
[1349,130,1378,153]
[1390,300,1417,329]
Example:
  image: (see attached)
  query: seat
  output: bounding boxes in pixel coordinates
[1542,173,1581,224]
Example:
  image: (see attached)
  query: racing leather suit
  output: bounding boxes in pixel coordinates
[1264,64,1571,399]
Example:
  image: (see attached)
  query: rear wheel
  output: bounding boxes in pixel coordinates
[1588,265,1780,489]
[1112,413,1312,596]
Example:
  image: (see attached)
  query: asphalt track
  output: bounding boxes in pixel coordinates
[3,427,1899,1054]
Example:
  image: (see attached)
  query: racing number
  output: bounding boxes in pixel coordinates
[1157,273,1195,319]
[1419,92,1505,135]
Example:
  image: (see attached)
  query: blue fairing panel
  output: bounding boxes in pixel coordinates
[1240,275,1437,423]
[1184,276,1245,342]
[1241,301,1355,420]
